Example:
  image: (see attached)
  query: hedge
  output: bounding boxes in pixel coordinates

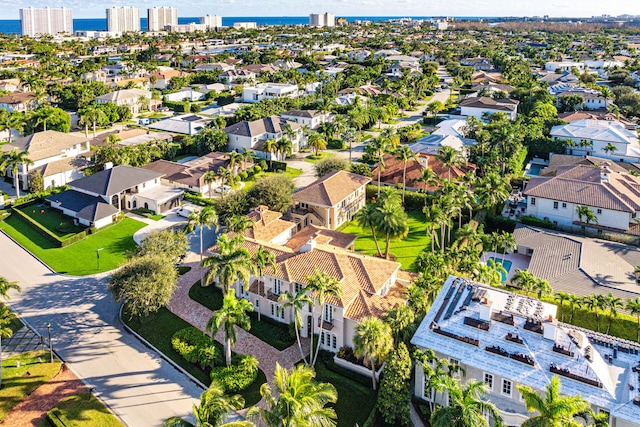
[485,214,517,233]
[318,350,372,388]
[268,160,287,173]
[12,186,69,207]
[210,354,259,393]
[183,192,216,207]
[10,206,87,248]
[365,185,426,211]
[171,327,221,369]
[520,215,555,229]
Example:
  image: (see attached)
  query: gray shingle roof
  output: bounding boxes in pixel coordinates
[70,165,163,197]
[224,116,300,138]
[45,190,118,222]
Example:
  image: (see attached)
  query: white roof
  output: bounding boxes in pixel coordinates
[410,134,474,155]
[412,276,640,424]
[147,114,212,135]
[432,119,469,138]
[550,119,639,145]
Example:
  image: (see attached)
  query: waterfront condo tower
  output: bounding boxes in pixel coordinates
[147,7,178,32]
[20,7,73,37]
[106,7,141,32]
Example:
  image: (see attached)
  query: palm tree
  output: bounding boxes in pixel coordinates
[206,293,253,366]
[201,234,255,295]
[511,268,536,295]
[395,145,416,204]
[576,205,598,235]
[252,246,276,322]
[355,203,383,257]
[517,376,590,427]
[423,204,442,253]
[342,127,359,162]
[437,145,464,183]
[625,297,640,341]
[307,133,327,157]
[186,207,219,284]
[385,304,416,346]
[420,167,441,203]
[426,100,444,124]
[567,293,581,323]
[0,148,33,198]
[83,104,107,138]
[276,138,293,161]
[248,362,337,427]
[533,278,553,299]
[370,137,391,196]
[163,380,250,427]
[376,199,409,260]
[353,316,393,390]
[263,138,278,169]
[604,292,623,335]
[602,142,618,156]
[227,151,243,176]
[554,291,569,322]
[203,171,217,199]
[279,289,313,365]
[0,111,24,145]
[226,215,252,234]
[582,294,605,332]
[431,379,504,427]
[0,277,21,301]
[306,269,342,367]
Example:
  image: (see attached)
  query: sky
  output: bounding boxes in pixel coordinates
[4,0,640,19]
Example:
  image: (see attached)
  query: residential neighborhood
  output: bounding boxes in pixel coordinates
[1,6,640,427]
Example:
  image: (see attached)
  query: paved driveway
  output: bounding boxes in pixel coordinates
[0,232,203,426]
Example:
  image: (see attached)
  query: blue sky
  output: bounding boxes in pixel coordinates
[4,0,640,19]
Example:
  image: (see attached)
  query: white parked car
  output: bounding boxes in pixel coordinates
[177,206,198,218]
[215,185,232,194]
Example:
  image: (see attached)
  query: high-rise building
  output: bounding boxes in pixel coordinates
[200,15,222,30]
[106,7,140,32]
[309,12,335,27]
[147,7,178,32]
[20,7,73,37]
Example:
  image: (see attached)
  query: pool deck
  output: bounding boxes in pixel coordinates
[481,251,531,283]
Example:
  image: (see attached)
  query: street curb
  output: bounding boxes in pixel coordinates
[118,305,208,391]
[0,229,54,274]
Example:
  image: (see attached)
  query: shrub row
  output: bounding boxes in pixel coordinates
[317,350,372,388]
[365,184,426,211]
[183,192,216,207]
[210,354,259,393]
[520,215,555,229]
[171,327,221,369]
[10,206,87,248]
[12,186,69,207]
[485,214,517,233]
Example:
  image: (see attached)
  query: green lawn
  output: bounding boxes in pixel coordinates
[189,282,295,350]
[123,307,266,406]
[242,167,304,191]
[0,351,62,422]
[338,210,430,271]
[304,152,335,164]
[314,355,376,427]
[39,393,123,427]
[16,205,86,238]
[0,216,146,276]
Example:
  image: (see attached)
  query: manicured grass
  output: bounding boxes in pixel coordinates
[123,307,266,406]
[189,282,295,350]
[304,152,335,164]
[177,266,192,276]
[17,205,85,238]
[337,210,430,271]
[130,208,164,221]
[314,355,376,427]
[0,351,62,422]
[39,393,123,427]
[0,216,145,276]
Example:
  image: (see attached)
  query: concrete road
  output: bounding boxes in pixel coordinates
[0,232,203,426]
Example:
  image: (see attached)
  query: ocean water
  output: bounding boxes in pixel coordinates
[0,16,490,34]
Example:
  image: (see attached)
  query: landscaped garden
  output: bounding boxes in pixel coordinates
[39,393,123,427]
[0,351,62,422]
[15,204,85,238]
[338,209,430,271]
[189,281,296,351]
[304,152,335,164]
[123,307,266,406]
[0,215,146,275]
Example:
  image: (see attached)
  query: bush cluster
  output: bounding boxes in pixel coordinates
[210,354,259,392]
[171,327,221,369]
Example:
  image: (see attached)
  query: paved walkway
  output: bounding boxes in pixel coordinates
[2,364,88,427]
[1,326,44,360]
[166,262,310,380]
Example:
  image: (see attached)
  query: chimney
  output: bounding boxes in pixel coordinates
[104,162,114,170]
[600,162,611,182]
[479,300,492,321]
[300,238,317,253]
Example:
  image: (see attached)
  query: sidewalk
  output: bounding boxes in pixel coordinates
[166,262,310,380]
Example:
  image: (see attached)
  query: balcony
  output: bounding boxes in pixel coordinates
[318,317,334,331]
[267,289,281,302]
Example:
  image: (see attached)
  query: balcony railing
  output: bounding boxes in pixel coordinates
[267,289,281,302]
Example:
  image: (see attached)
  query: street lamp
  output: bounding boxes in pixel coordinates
[47,323,53,363]
[95,248,104,270]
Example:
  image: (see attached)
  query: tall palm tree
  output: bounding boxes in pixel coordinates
[431,379,504,427]
[206,293,253,366]
[0,148,33,198]
[276,138,293,161]
[582,294,605,332]
[395,145,416,204]
[186,207,219,284]
[626,297,640,341]
[252,246,276,322]
[162,380,250,427]
[370,137,391,196]
[279,289,313,365]
[353,316,393,390]
[385,304,416,346]
[423,204,442,253]
[203,170,217,199]
[437,145,464,182]
[307,133,327,157]
[342,127,359,162]
[576,205,598,235]
[0,111,24,145]
[263,138,278,169]
[533,278,553,300]
[201,234,255,295]
[376,199,409,259]
[517,376,590,427]
[0,277,21,301]
[306,269,342,367]
[248,363,337,427]
[554,291,569,322]
[227,151,243,176]
[355,203,383,257]
[604,292,623,335]
[567,293,581,323]
[226,215,252,234]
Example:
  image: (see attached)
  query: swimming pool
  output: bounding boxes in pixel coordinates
[527,164,543,176]
[488,256,513,282]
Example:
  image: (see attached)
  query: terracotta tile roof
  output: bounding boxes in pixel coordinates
[32,156,90,177]
[344,283,408,321]
[245,207,297,243]
[293,170,371,207]
[460,96,519,112]
[285,225,356,252]
[525,164,640,213]
[371,153,474,191]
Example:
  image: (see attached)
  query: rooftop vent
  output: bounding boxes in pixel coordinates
[300,238,317,253]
